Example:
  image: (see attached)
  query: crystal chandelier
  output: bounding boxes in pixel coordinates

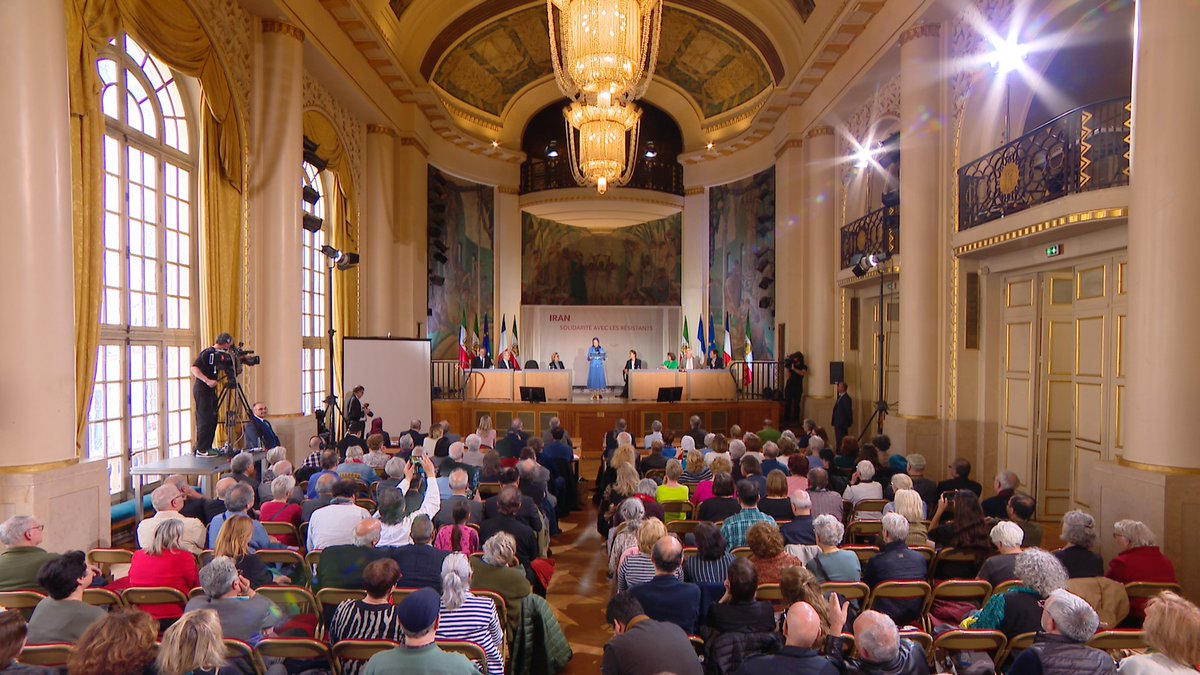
[548,0,662,193]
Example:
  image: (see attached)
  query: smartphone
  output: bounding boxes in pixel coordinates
[942,490,957,502]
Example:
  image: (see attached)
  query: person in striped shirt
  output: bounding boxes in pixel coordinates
[327,558,404,675]
[437,553,505,675]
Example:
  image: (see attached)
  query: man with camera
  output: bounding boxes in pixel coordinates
[191,333,234,456]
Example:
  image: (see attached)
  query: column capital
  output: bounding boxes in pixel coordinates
[398,136,429,158]
[774,138,803,159]
[684,186,706,196]
[805,126,835,139]
[366,124,397,138]
[497,185,520,195]
[899,22,940,46]
[262,20,305,42]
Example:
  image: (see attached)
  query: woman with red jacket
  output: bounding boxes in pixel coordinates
[127,518,199,628]
[1107,519,1177,624]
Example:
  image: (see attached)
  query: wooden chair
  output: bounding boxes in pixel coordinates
[930,547,985,580]
[899,630,934,657]
[910,546,936,564]
[304,550,322,578]
[0,592,44,622]
[437,640,488,673]
[667,520,704,537]
[477,483,502,498]
[644,469,666,484]
[81,587,124,610]
[731,547,753,559]
[225,638,266,675]
[755,583,783,602]
[660,500,693,521]
[866,581,933,629]
[1124,582,1182,604]
[847,520,882,545]
[846,545,880,566]
[87,548,133,581]
[316,588,367,617]
[1087,629,1147,657]
[262,521,302,550]
[682,546,699,560]
[989,579,1023,600]
[994,631,1037,667]
[391,588,417,604]
[821,582,871,603]
[17,644,73,667]
[355,498,377,512]
[925,579,992,618]
[929,629,1007,668]
[852,499,890,518]
[121,587,189,618]
[255,638,338,675]
[332,639,399,666]
[189,586,206,599]
[256,549,305,568]
[841,500,853,523]
[257,585,320,638]
[298,521,310,548]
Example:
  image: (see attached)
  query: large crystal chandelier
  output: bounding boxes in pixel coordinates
[548,0,662,194]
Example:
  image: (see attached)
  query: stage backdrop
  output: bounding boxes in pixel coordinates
[521,306,681,387]
[709,166,776,359]
[427,167,494,360]
[521,212,682,305]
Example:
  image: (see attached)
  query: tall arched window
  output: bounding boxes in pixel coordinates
[301,162,327,414]
[89,36,197,496]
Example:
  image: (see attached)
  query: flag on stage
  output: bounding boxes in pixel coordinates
[709,311,716,361]
[744,313,754,384]
[682,319,690,353]
[471,314,480,354]
[510,317,521,369]
[459,310,470,369]
[723,313,733,366]
[698,316,706,361]
[482,314,491,363]
[498,315,509,362]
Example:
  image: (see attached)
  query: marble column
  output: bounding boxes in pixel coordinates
[774,141,804,359]
[494,186,522,336]
[804,128,837,393]
[395,137,427,337]
[682,187,709,347]
[361,125,397,336]
[896,23,943,418]
[0,0,110,550]
[252,21,304,413]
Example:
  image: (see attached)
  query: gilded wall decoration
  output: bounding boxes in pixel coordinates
[302,73,366,214]
[709,167,776,360]
[428,167,495,360]
[840,73,901,185]
[520,213,682,306]
[188,0,254,111]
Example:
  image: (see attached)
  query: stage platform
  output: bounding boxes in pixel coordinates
[432,393,780,478]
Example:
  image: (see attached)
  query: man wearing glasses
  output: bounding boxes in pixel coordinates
[135,483,208,554]
[0,515,60,591]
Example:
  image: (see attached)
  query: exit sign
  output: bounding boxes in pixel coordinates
[1046,244,1063,257]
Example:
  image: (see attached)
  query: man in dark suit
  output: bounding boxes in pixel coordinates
[345,385,366,428]
[337,421,369,460]
[399,420,427,448]
[244,402,281,450]
[629,535,700,634]
[479,487,542,590]
[603,592,704,675]
[470,347,492,369]
[936,457,984,497]
[621,350,644,398]
[494,420,528,460]
[483,468,542,532]
[301,473,338,522]
[389,515,449,591]
[831,382,853,449]
[862,514,928,626]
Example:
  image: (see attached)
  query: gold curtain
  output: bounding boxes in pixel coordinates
[64,0,245,449]
[303,111,360,401]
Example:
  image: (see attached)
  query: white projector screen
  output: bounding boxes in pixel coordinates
[342,338,432,433]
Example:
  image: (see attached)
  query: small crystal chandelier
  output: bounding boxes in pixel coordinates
[548,0,662,193]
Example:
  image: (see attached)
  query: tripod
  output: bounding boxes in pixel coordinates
[215,370,255,454]
[857,255,893,442]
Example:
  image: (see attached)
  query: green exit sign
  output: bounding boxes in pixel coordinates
[1046,244,1063,257]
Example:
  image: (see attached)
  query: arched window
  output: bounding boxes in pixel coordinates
[89,36,197,496]
[301,163,327,414]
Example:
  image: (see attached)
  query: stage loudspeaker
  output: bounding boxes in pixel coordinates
[829,361,844,385]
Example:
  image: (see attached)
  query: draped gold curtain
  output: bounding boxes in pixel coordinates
[64,0,246,450]
[303,111,360,403]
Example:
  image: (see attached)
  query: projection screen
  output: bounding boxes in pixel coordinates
[342,337,432,432]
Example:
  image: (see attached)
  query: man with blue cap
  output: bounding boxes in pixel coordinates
[361,588,478,674]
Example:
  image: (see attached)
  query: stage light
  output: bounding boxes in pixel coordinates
[433,240,448,254]
[988,37,1028,74]
[545,140,560,158]
[706,141,715,151]
[321,245,359,271]
[759,297,772,309]
[850,252,890,278]
[433,251,448,265]
[303,138,328,172]
[758,276,774,290]
[852,142,882,169]
[429,274,445,286]
[644,141,658,159]
[302,185,321,206]
[302,213,323,234]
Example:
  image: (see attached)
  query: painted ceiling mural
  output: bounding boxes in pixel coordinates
[430,6,774,119]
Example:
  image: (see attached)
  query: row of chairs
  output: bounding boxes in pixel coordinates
[17,636,489,675]
[659,497,891,524]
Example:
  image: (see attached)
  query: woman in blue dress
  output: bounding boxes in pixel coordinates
[587,337,607,400]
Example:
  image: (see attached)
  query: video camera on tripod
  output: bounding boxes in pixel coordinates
[213,342,261,380]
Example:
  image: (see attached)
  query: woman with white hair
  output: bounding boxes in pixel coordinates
[891,489,930,547]
[977,521,1024,586]
[1107,519,1177,623]
[966,547,1068,639]
[843,460,884,513]
[1118,591,1200,673]
[259,474,302,546]
[437,553,504,675]
[806,514,861,583]
[607,498,645,574]
[470,533,531,637]
[1053,510,1105,578]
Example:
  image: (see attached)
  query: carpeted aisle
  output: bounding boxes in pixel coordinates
[546,497,610,673]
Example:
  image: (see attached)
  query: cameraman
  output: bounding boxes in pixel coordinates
[784,351,808,424]
[191,333,233,455]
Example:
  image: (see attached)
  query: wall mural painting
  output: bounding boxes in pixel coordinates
[427,166,494,360]
[521,213,682,306]
[709,167,777,359]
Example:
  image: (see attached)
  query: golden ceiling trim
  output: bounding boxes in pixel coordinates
[398,136,430,157]
[366,125,398,137]
[774,138,803,159]
[1118,456,1200,476]
[684,187,706,196]
[899,23,940,46]
[262,19,305,41]
[519,191,685,209]
[498,186,520,195]
[953,207,1128,256]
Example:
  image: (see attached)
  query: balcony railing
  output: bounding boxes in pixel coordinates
[840,204,900,270]
[431,360,466,400]
[520,156,684,195]
[958,97,1131,231]
[731,361,781,401]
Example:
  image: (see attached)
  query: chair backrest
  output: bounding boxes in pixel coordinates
[316,588,367,612]
[644,469,666,483]
[87,548,134,580]
[846,545,880,566]
[189,586,206,599]
[847,521,882,545]
[910,546,936,563]
[474,590,507,625]
[667,520,703,536]
[931,547,985,579]
[254,637,334,671]
[17,644,73,667]
[1124,582,1182,602]
[256,549,304,567]
[391,588,417,604]
[0,591,47,620]
[304,550,322,576]
[660,500,693,519]
[262,521,301,544]
[821,582,871,603]
[995,631,1037,667]
[437,639,488,671]
[682,546,699,560]
[225,638,266,675]
[477,483,502,498]
[853,499,890,516]
[755,583,783,602]
[1086,629,1147,657]
[257,585,319,616]
[332,639,399,663]
[81,587,124,610]
[930,579,992,603]
[990,580,1023,600]
[688,635,705,657]
[299,522,310,546]
[524,360,539,369]
[731,547,753,559]
[930,629,1007,665]
[866,581,932,614]
[120,586,189,608]
[355,498,377,511]
[899,630,934,657]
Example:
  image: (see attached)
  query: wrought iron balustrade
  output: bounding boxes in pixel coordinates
[431,360,466,400]
[731,361,781,400]
[959,97,1130,231]
[840,204,900,270]
[520,157,684,195]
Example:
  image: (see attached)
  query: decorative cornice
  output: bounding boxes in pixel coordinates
[0,458,80,474]
[899,23,941,46]
[774,139,804,159]
[366,125,398,138]
[1118,456,1200,476]
[262,20,304,41]
[497,186,520,195]
[684,187,706,196]
[805,126,835,139]
[398,136,430,158]
[954,207,1128,255]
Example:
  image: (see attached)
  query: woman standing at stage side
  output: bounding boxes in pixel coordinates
[588,337,607,400]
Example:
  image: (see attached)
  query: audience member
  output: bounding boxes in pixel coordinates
[629,535,701,634]
[706,556,775,643]
[685,416,707,448]
[640,440,669,474]
[214,516,283,588]
[392,515,449,591]
[363,433,390,471]
[0,610,54,675]
[778,566,832,634]
[305,450,341,499]
[826,601,930,675]
[739,455,767,497]
[608,498,646,575]
[656,460,689,517]
[1117,591,1200,674]
[983,471,1020,519]
[25,550,104,644]
[184,556,285,643]
[807,515,861,583]
[739,601,839,674]
[470,533,532,637]
[603,592,702,675]
[206,483,272,551]
[977,521,1024,587]
[307,479,371,550]
[1107,519,1177,623]
[968,548,1067,639]
[697,466,741,523]
[486,467,544,533]
[721,480,777,550]
[806,468,845,522]
[336,447,379,486]
[168,474,218,525]
[223,452,259,495]
[327,559,404,675]
[127,519,199,623]
[494,419,529,460]
[786,455,810,493]
[439,442,482,493]
[337,421,370,459]
[479,486,542,590]
[301,473,337,523]
[377,456,407,492]
[1053,510,1104,579]
[1008,493,1043,547]
[683,522,735,586]
[313,520,385,591]
[66,609,158,675]
[258,475,302,546]
[928,490,990,579]
[377,455,442,546]
[475,415,497,450]
[137,484,207,553]
[435,501,481,554]
[1009,589,1116,674]
[299,435,327,472]
[155,609,237,675]
[617,519,676,591]
[883,475,923,518]
[632,478,665,523]
[759,470,794,521]
[900,454,939,511]
[844,460,884,507]
[704,435,731,467]
[936,458,983,497]
[891,489,930,547]
[747,522,802,585]
[0,517,58,592]
[437,553,504,675]
[780,490,816,546]
[360,588,478,675]
[863,514,928,626]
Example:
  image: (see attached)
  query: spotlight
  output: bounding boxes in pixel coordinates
[758,297,772,309]
[852,143,882,169]
[429,274,445,286]
[433,251,448,265]
[303,138,327,172]
[433,240,448,254]
[302,185,321,206]
[545,140,560,158]
[302,213,323,234]
[491,140,500,148]
[706,141,715,151]
[988,37,1028,74]
[321,245,360,271]
[850,252,890,278]
[755,257,772,274]
[758,276,774,290]
[644,141,658,159]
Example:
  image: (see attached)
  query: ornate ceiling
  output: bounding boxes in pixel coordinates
[429,6,775,119]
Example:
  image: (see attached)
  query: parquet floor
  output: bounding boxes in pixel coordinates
[546,495,611,673]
